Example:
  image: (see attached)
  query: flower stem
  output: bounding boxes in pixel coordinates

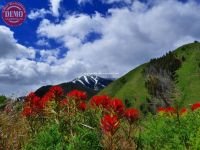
[128,123,132,139]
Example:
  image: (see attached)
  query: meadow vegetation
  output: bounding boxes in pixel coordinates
[1,86,200,149]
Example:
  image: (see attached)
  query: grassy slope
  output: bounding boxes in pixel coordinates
[100,42,200,107]
[100,64,149,108]
[175,43,200,105]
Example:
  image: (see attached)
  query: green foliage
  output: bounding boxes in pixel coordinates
[23,105,102,150]
[143,51,182,112]
[24,123,64,150]
[0,95,7,109]
[147,51,182,80]
[67,126,102,150]
[182,56,186,62]
[138,110,200,150]
[124,98,133,108]
[0,95,6,104]
[24,120,102,150]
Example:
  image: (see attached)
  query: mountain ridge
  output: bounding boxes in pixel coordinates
[35,75,114,98]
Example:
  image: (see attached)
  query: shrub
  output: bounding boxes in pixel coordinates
[0,95,7,109]
[66,125,102,150]
[24,123,64,150]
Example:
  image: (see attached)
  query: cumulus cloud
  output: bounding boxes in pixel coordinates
[0,55,85,96]
[36,38,50,47]
[37,13,104,49]
[28,9,51,20]
[103,0,132,4]
[0,26,35,59]
[49,0,63,16]
[39,49,60,64]
[76,0,132,5]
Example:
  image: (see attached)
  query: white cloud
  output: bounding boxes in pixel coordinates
[173,36,198,49]
[37,13,104,49]
[0,56,86,96]
[49,0,63,16]
[0,26,35,59]
[36,38,50,47]
[77,0,92,5]
[39,49,59,64]
[76,0,132,5]
[28,9,51,20]
[103,0,132,4]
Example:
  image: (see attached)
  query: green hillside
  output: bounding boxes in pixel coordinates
[175,43,200,104]
[99,64,149,107]
[100,42,200,111]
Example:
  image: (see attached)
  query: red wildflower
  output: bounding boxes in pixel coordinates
[30,95,40,106]
[157,107,166,113]
[25,92,43,113]
[180,108,187,115]
[22,107,32,117]
[67,90,87,101]
[49,85,64,97]
[25,92,37,102]
[59,99,68,107]
[157,107,176,114]
[165,107,176,114]
[191,102,200,111]
[37,100,46,110]
[43,91,54,101]
[90,95,111,109]
[38,93,53,110]
[101,114,119,135]
[27,92,36,98]
[78,102,87,111]
[124,108,139,123]
[110,98,125,115]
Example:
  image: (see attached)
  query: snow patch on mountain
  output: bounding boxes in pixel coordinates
[72,75,114,91]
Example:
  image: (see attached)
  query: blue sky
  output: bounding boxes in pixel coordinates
[0,0,200,96]
[0,0,114,48]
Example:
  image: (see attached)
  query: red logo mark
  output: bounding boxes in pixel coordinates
[2,2,26,27]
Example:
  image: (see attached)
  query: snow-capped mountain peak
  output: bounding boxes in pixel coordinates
[72,75,114,91]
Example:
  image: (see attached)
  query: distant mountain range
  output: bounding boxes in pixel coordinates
[34,75,114,98]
